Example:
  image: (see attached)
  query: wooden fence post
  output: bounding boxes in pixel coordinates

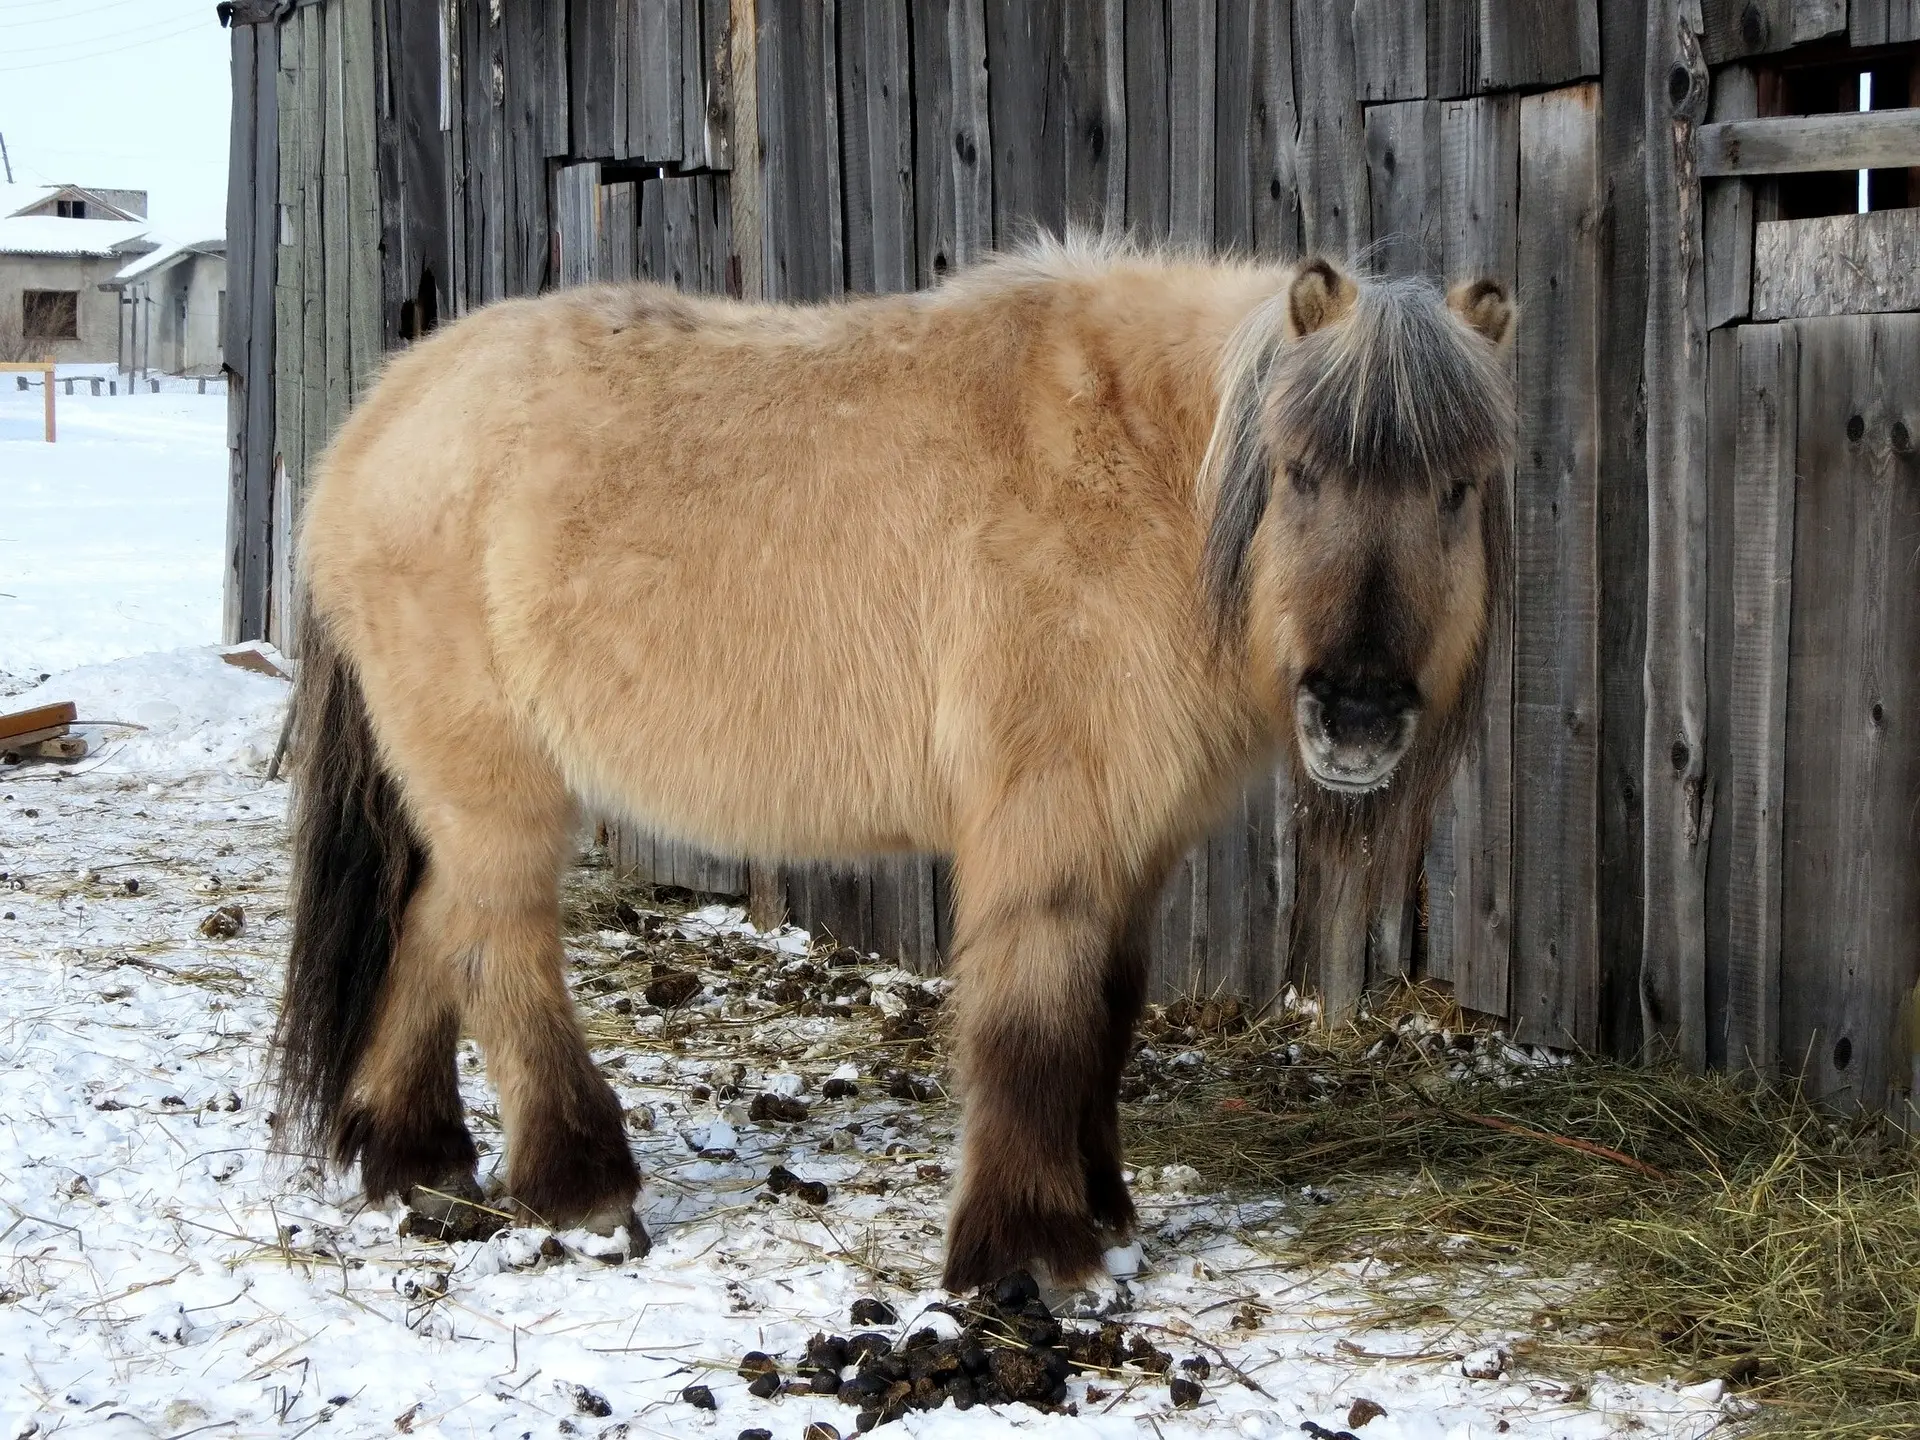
[1641,0,1712,1068]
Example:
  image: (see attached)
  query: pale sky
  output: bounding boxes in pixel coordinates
[0,0,233,238]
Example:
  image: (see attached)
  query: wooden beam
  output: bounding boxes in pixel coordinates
[1697,108,1920,177]
[1641,3,1712,1068]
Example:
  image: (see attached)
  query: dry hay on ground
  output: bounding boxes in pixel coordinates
[560,863,1920,1438]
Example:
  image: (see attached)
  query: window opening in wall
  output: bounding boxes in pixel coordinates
[1759,45,1918,219]
[55,198,86,218]
[22,289,78,340]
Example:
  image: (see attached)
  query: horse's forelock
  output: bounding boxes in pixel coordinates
[1272,276,1515,493]
[1201,274,1515,635]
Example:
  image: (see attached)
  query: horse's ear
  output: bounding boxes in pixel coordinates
[1447,277,1514,349]
[1285,259,1357,338]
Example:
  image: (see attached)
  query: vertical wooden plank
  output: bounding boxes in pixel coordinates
[699,0,733,169]
[1425,0,1478,100]
[343,0,382,399]
[322,0,352,443]
[910,0,992,284]
[730,0,764,298]
[1597,0,1649,1059]
[758,0,842,300]
[632,0,685,162]
[1704,64,1756,330]
[1212,0,1253,247]
[571,0,617,157]
[556,161,599,286]
[694,171,733,292]
[1723,321,1797,1075]
[839,0,915,294]
[540,0,569,157]
[1125,0,1169,240]
[1481,0,1602,90]
[601,178,639,279]
[224,21,257,644]
[1790,0,1846,42]
[1292,0,1369,255]
[1364,100,1440,277]
[1852,0,1920,43]
[1701,0,1791,60]
[1249,0,1300,257]
[503,0,553,295]
[1704,326,1738,1069]
[1063,0,1126,235]
[1166,0,1214,244]
[1203,790,1254,1000]
[1641,2,1712,1068]
[1352,0,1426,103]
[1509,84,1601,1050]
[681,0,709,166]
[1424,91,1517,1019]
[298,3,327,500]
[985,0,1064,241]
[1780,313,1920,1111]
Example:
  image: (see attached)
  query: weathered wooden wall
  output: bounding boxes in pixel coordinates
[224,0,1920,1113]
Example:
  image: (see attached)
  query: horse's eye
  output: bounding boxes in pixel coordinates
[1442,479,1473,514]
[1287,462,1318,497]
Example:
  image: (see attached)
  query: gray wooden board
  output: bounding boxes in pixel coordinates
[758,0,843,300]
[1063,0,1125,235]
[1423,90,1517,1018]
[1212,0,1254,247]
[986,0,1065,241]
[343,0,382,399]
[1701,0,1793,61]
[1365,100,1440,277]
[633,0,686,163]
[1779,313,1920,1112]
[1704,64,1757,330]
[1698,110,1920,177]
[556,162,599,287]
[1640,2,1712,1068]
[572,0,619,158]
[681,0,708,168]
[910,0,993,284]
[729,0,763,296]
[839,0,916,294]
[1352,0,1425,103]
[1166,0,1214,244]
[1753,209,1920,321]
[1724,320,1797,1075]
[1508,84,1601,1050]
[321,0,351,452]
[1594,0,1649,1058]
[1292,0,1369,255]
[1791,0,1847,43]
[602,179,639,280]
[1124,0,1169,240]
[1249,0,1300,257]
[1425,0,1478,100]
[503,0,552,296]
[1851,0,1920,43]
[298,2,327,502]
[1704,326,1737,1070]
[1480,0,1600,91]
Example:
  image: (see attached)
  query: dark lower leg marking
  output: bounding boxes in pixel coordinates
[499,1014,642,1237]
[333,1007,477,1205]
[1081,902,1153,1239]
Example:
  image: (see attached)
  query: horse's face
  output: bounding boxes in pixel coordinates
[1270,438,1497,794]
[1205,261,1515,797]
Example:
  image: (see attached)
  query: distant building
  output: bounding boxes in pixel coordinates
[0,183,227,374]
[110,238,229,377]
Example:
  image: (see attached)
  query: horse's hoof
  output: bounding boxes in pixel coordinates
[400,1173,505,1242]
[558,1209,651,1264]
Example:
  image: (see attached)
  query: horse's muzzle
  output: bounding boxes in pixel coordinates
[1293,672,1421,794]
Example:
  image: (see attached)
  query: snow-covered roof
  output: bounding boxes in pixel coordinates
[0,181,145,222]
[0,214,152,258]
[114,236,223,282]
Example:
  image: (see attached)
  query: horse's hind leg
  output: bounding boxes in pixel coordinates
[942,848,1126,1293]
[346,685,640,1239]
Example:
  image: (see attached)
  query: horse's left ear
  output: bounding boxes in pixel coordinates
[1447,278,1514,349]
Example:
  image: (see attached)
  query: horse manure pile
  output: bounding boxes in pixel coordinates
[728,1272,1211,1429]
[1124,982,1920,1439]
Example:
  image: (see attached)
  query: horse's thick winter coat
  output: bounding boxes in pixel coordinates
[274,242,1515,1291]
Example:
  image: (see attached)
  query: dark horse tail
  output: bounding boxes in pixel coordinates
[272,613,425,1159]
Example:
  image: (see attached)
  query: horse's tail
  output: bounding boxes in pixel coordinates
[272,610,425,1160]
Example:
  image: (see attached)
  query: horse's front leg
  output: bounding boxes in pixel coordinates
[942,862,1127,1293]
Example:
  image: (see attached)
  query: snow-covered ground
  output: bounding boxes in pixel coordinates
[1,378,229,677]
[0,396,1733,1439]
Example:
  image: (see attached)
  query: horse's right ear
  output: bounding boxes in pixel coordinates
[1285,259,1358,338]
[1447,277,1515,349]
